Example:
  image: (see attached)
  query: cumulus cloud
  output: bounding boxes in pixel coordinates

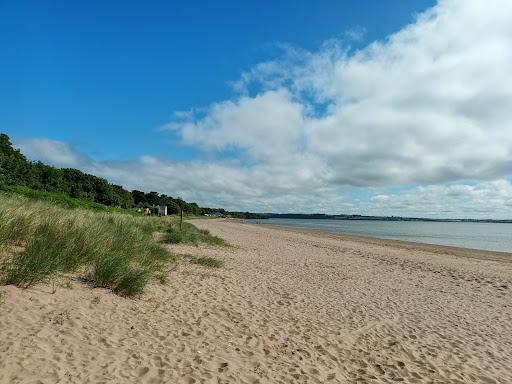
[168,0,512,189]
[13,0,512,217]
[17,138,85,168]
[171,90,307,162]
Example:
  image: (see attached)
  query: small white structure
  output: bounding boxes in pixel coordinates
[157,205,167,216]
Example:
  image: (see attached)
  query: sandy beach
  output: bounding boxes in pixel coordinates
[1,219,512,384]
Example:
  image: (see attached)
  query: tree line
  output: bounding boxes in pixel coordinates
[0,133,206,215]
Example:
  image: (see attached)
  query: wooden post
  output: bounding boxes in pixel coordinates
[179,206,183,230]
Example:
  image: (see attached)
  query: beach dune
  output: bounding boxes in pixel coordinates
[1,219,512,383]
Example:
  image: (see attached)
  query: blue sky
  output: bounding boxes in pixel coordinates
[1,0,434,160]
[2,1,512,218]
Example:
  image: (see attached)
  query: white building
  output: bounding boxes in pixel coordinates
[157,205,167,216]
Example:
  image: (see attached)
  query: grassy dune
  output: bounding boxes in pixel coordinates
[0,193,226,296]
[0,194,173,295]
[0,193,223,295]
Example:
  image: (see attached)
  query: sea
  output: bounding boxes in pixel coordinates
[247,218,512,253]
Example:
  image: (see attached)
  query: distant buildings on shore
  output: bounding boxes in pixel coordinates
[135,204,168,216]
[203,212,224,218]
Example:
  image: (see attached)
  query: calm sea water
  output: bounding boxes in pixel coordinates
[247,218,512,253]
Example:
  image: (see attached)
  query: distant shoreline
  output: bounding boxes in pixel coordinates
[249,214,512,224]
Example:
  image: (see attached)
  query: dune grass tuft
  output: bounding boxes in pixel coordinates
[178,254,224,268]
[189,256,224,268]
[0,193,174,296]
[115,267,150,296]
[163,222,225,246]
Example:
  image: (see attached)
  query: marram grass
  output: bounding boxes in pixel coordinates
[0,193,175,295]
[184,255,224,268]
[163,222,225,246]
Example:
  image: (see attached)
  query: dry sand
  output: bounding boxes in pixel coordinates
[1,219,512,384]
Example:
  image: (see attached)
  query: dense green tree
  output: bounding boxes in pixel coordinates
[166,201,180,215]
[28,162,64,192]
[184,202,202,215]
[112,185,134,208]
[145,191,160,206]
[0,133,31,185]
[131,190,146,206]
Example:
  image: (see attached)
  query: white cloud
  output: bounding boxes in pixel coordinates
[168,0,512,189]
[365,180,512,219]
[171,90,307,162]
[17,138,84,168]
[344,27,366,42]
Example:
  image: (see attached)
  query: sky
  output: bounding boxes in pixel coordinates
[2,0,512,218]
